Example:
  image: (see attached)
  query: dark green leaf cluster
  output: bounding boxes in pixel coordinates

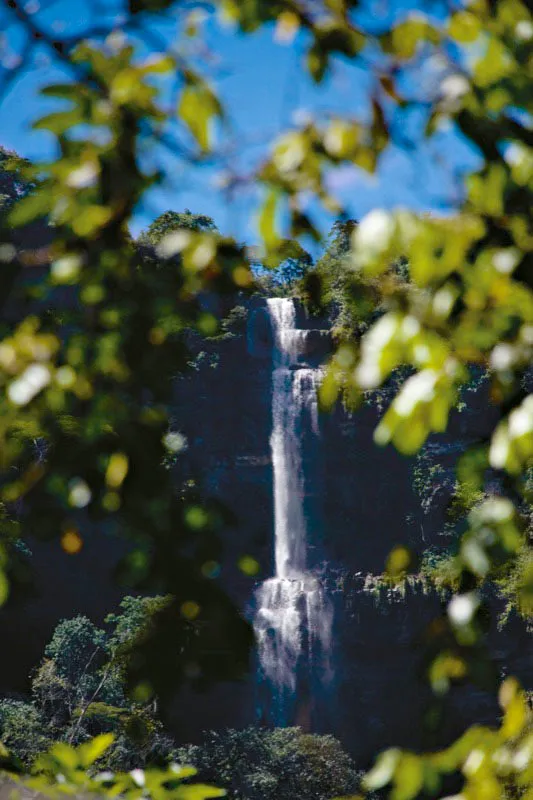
[0,148,31,214]
[177,726,362,800]
[0,597,176,770]
[138,211,218,246]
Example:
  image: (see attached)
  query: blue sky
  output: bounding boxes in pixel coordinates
[0,1,479,247]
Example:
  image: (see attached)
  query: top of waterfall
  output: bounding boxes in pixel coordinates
[267,297,296,327]
[267,298,306,367]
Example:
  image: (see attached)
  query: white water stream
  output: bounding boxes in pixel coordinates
[254,298,333,723]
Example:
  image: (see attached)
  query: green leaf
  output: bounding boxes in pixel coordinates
[467,164,507,217]
[474,36,515,88]
[178,783,226,800]
[140,55,176,74]
[257,189,281,251]
[291,210,321,242]
[307,44,328,83]
[40,83,84,100]
[8,190,50,227]
[323,120,360,159]
[364,748,401,790]
[387,17,440,59]
[391,753,424,800]
[178,80,222,152]
[47,741,79,769]
[71,205,113,237]
[316,22,363,58]
[32,109,83,134]
[169,765,198,780]
[448,11,481,42]
[78,733,115,767]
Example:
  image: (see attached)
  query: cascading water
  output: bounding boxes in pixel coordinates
[254,298,333,726]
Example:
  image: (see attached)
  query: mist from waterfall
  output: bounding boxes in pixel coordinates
[254,298,333,726]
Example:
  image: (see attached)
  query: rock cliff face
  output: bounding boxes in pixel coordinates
[174,297,430,582]
[0,295,530,766]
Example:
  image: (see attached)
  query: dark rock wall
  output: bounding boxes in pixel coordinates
[175,298,430,580]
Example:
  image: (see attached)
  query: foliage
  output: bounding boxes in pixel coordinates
[0,50,254,700]
[201,305,249,345]
[412,448,453,518]
[0,0,532,796]
[44,616,107,684]
[5,733,224,800]
[0,700,49,765]
[218,305,248,337]
[365,678,533,799]
[312,220,374,336]
[309,220,412,343]
[138,211,218,247]
[253,241,313,296]
[419,549,461,596]
[0,147,31,214]
[177,726,361,800]
[106,595,172,653]
[495,544,533,627]
[0,597,176,770]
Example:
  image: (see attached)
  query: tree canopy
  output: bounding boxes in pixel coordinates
[0,596,176,770]
[139,211,218,246]
[177,727,361,800]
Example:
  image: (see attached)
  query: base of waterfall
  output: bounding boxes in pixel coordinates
[254,575,333,726]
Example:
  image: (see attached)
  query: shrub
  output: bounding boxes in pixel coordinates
[177,726,361,800]
[0,700,50,765]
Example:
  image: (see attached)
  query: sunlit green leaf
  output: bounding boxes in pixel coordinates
[258,189,282,251]
[33,109,83,134]
[78,733,115,767]
[178,80,222,152]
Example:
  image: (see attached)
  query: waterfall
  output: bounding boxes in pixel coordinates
[254,298,333,726]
